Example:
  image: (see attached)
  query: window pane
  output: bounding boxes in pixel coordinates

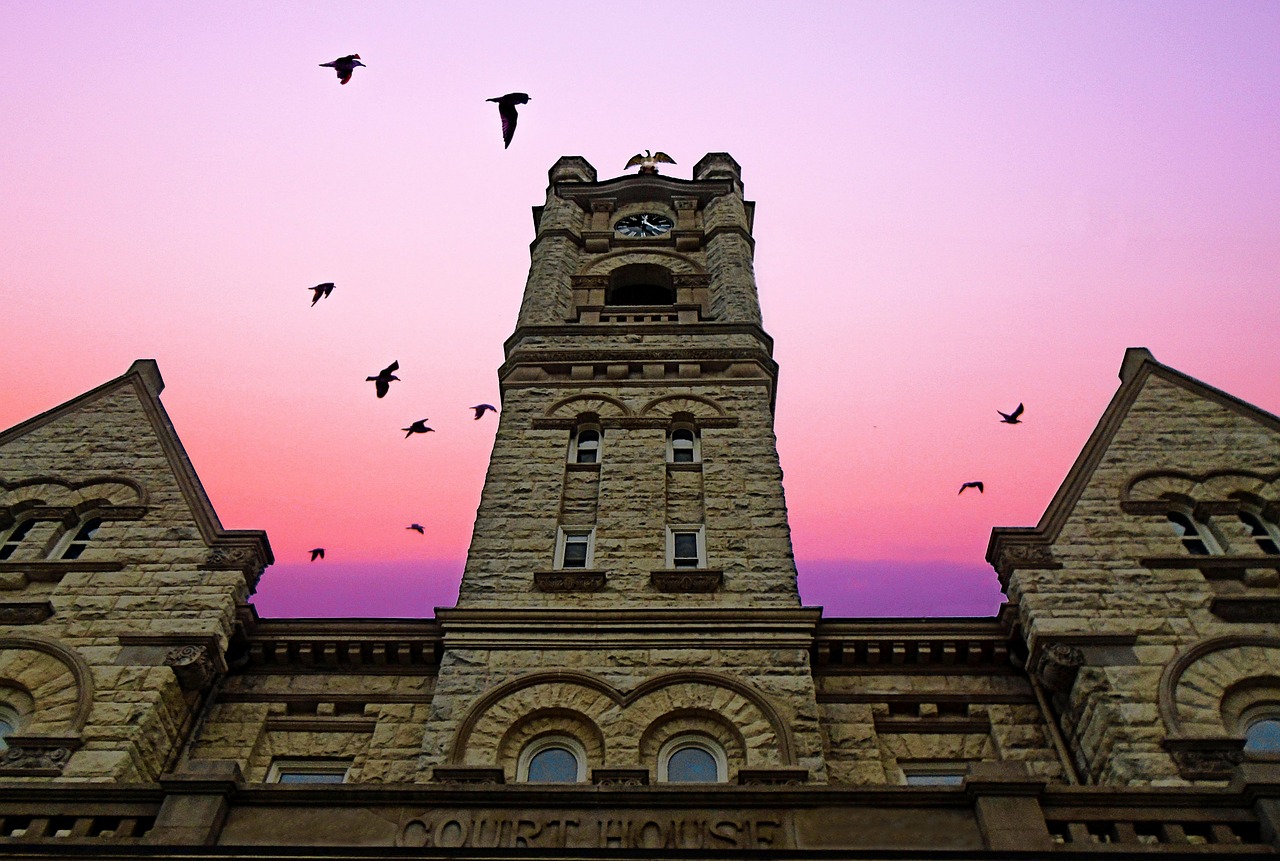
[904,772,965,786]
[673,532,699,567]
[276,769,347,783]
[562,536,588,568]
[0,718,15,752]
[527,747,578,782]
[1245,718,1280,753]
[667,746,718,782]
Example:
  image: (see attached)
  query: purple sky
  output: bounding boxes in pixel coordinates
[2,2,1278,618]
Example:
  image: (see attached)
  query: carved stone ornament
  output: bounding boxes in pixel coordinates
[165,644,217,691]
[432,766,504,785]
[1034,643,1085,694]
[592,768,649,786]
[203,545,259,570]
[651,570,722,593]
[0,602,53,624]
[997,544,1058,572]
[0,743,73,774]
[738,768,808,786]
[534,571,605,593]
[1164,738,1246,780]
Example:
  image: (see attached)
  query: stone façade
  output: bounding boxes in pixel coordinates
[0,155,1276,856]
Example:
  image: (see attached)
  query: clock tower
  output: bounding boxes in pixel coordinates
[424,153,828,783]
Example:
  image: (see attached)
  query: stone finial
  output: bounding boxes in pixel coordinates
[694,153,742,182]
[549,156,596,184]
[1119,347,1156,382]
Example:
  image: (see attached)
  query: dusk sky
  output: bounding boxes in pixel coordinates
[3,2,1278,618]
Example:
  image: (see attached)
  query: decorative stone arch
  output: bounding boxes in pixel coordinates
[495,707,606,781]
[544,394,632,420]
[448,669,796,772]
[1160,636,1280,738]
[579,249,705,277]
[0,636,94,734]
[638,394,729,422]
[1125,470,1279,506]
[0,477,147,509]
[637,707,747,775]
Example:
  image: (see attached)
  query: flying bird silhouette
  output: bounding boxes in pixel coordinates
[998,403,1025,424]
[959,482,985,495]
[625,150,677,174]
[309,548,325,561]
[402,420,433,438]
[319,54,364,85]
[470,404,497,420]
[367,361,400,398]
[486,93,529,148]
[309,282,335,306]
[407,524,425,534]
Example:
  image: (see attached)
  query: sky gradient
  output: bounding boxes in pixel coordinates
[3,2,1278,618]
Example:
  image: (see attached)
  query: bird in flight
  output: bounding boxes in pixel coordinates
[487,93,530,148]
[998,403,1025,424]
[367,361,400,398]
[309,282,335,306]
[625,150,676,175]
[402,420,433,438]
[309,548,325,561]
[470,404,497,420]
[319,54,364,85]
[407,523,425,534]
[959,481,984,495]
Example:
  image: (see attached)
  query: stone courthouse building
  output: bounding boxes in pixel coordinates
[0,153,1278,858]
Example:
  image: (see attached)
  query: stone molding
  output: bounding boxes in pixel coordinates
[164,644,218,692]
[1210,596,1280,622]
[533,570,606,593]
[737,767,808,786]
[990,541,1060,578]
[0,561,124,583]
[432,766,504,785]
[0,634,94,732]
[592,768,648,786]
[650,570,722,593]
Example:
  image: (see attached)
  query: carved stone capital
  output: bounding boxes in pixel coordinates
[650,570,723,593]
[165,644,217,691]
[0,736,79,775]
[534,570,606,593]
[996,543,1059,575]
[1033,643,1085,694]
[1164,738,1246,780]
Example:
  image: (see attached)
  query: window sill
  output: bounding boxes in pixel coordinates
[534,570,606,592]
[566,462,601,473]
[1209,597,1280,623]
[1140,556,1280,574]
[666,461,702,472]
[651,569,722,593]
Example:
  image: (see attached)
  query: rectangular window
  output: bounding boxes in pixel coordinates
[900,763,967,786]
[556,528,594,569]
[267,760,350,784]
[667,526,705,569]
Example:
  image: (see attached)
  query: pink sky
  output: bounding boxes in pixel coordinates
[2,3,1278,618]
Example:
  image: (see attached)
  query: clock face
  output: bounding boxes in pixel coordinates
[615,213,674,237]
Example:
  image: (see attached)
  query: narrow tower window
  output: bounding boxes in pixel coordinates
[0,518,37,561]
[668,527,705,569]
[1166,511,1221,556]
[668,427,699,463]
[556,528,594,569]
[570,428,601,464]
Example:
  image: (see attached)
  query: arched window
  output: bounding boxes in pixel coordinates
[1244,716,1280,754]
[55,516,103,560]
[0,704,20,751]
[658,735,725,783]
[1167,511,1221,556]
[570,427,601,464]
[1239,512,1280,555]
[606,263,675,306]
[518,735,586,783]
[0,517,38,561]
[667,427,699,464]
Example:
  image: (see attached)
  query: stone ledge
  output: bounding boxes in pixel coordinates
[738,767,808,785]
[1141,556,1280,571]
[1211,597,1280,623]
[651,569,722,593]
[0,561,124,583]
[592,768,648,786]
[432,766,504,785]
[1164,737,1246,781]
[873,716,993,735]
[0,601,53,624]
